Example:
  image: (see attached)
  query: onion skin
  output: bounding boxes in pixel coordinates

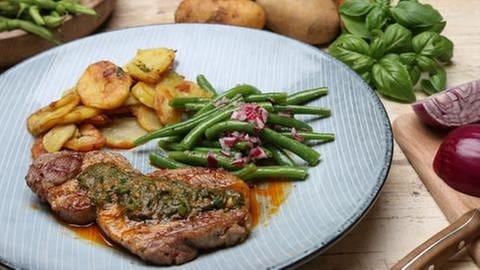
[433,124,480,196]
[412,79,480,129]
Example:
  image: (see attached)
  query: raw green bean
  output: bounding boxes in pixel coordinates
[265,145,295,166]
[149,152,188,169]
[30,0,97,16]
[245,92,287,105]
[267,114,313,131]
[205,120,256,140]
[168,151,241,170]
[179,108,236,150]
[169,97,210,108]
[274,105,331,116]
[44,14,63,28]
[260,128,320,165]
[196,74,218,97]
[243,166,308,181]
[28,5,45,25]
[232,164,257,178]
[194,84,261,116]
[280,132,335,142]
[0,16,58,43]
[286,87,328,105]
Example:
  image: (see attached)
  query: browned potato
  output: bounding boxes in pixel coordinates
[175,81,213,98]
[57,106,102,125]
[123,93,141,106]
[256,0,340,44]
[42,124,77,153]
[84,114,112,126]
[131,82,156,108]
[100,117,148,149]
[76,61,133,110]
[175,0,266,29]
[125,48,175,84]
[132,105,163,132]
[27,91,80,136]
[154,84,182,125]
[64,124,106,152]
[31,137,47,160]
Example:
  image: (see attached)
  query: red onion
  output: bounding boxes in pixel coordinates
[206,152,218,168]
[291,127,305,142]
[433,124,480,196]
[248,147,268,161]
[231,103,269,129]
[412,79,480,128]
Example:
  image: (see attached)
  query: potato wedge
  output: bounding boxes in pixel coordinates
[125,48,176,84]
[131,82,156,108]
[27,91,80,136]
[123,93,140,106]
[154,84,182,125]
[43,124,77,153]
[100,117,147,149]
[132,105,163,132]
[76,61,132,110]
[31,137,47,160]
[64,124,106,152]
[57,105,102,125]
[84,114,112,126]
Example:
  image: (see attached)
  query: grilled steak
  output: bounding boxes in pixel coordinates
[25,151,251,265]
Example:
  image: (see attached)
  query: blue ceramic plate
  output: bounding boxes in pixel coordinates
[0,24,392,269]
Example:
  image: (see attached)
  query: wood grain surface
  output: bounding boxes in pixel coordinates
[2,0,479,269]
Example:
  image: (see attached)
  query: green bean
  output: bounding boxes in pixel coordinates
[234,141,251,151]
[260,128,320,165]
[243,166,308,181]
[205,120,256,140]
[192,147,224,153]
[169,97,210,109]
[179,108,236,150]
[0,2,17,16]
[168,151,241,170]
[0,16,59,43]
[194,84,261,116]
[280,132,335,142]
[265,145,295,166]
[182,103,204,111]
[199,140,222,148]
[30,0,97,16]
[157,136,181,150]
[267,114,313,131]
[44,14,63,28]
[232,164,257,178]
[256,102,274,112]
[149,152,188,169]
[245,92,287,105]
[274,105,331,116]
[196,74,218,97]
[28,5,44,25]
[286,87,328,105]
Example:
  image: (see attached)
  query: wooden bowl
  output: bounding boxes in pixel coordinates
[0,0,116,68]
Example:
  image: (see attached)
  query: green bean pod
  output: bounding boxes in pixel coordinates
[196,74,218,97]
[286,87,328,105]
[274,105,331,116]
[198,140,222,148]
[267,114,313,131]
[280,132,335,142]
[245,92,287,104]
[28,6,45,25]
[205,120,256,140]
[169,97,210,109]
[243,166,308,181]
[0,16,59,43]
[232,164,257,179]
[149,152,188,169]
[168,151,241,170]
[260,128,320,165]
[265,145,295,166]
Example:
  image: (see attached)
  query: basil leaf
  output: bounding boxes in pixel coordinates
[340,0,373,16]
[351,55,376,73]
[383,23,412,53]
[391,1,444,29]
[340,14,370,38]
[414,21,446,34]
[416,55,437,72]
[409,65,421,86]
[366,6,388,31]
[328,34,371,68]
[360,71,372,85]
[369,36,386,59]
[421,66,446,95]
[399,52,416,65]
[372,57,415,102]
[413,32,454,62]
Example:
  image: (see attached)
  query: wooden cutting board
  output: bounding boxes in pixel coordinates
[393,113,480,264]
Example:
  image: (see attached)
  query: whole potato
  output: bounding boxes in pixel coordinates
[256,0,340,44]
[175,0,266,29]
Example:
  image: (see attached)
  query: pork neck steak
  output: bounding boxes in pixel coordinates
[25,151,251,265]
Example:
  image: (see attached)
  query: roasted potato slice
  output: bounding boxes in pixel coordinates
[84,114,112,126]
[42,124,77,153]
[125,48,176,84]
[132,105,163,132]
[76,61,132,110]
[123,93,140,106]
[154,84,182,125]
[64,124,106,152]
[131,82,156,108]
[57,106,102,125]
[27,91,80,136]
[100,117,148,149]
[31,137,47,160]
[175,80,213,98]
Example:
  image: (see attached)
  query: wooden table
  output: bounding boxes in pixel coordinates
[108,1,480,269]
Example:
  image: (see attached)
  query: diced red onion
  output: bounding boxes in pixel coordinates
[214,97,230,107]
[231,103,269,129]
[249,146,268,160]
[219,136,237,150]
[412,79,480,128]
[231,158,246,167]
[220,149,231,157]
[291,127,305,142]
[207,152,218,167]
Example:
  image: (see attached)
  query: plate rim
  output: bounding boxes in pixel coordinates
[0,23,393,270]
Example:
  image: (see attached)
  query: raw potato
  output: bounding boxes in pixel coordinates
[256,0,340,44]
[100,117,148,149]
[132,105,163,132]
[27,91,80,136]
[131,82,156,108]
[64,124,106,152]
[175,0,266,29]
[76,61,133,110]
[57,106,102,125]
[125,48,176,84]
[42,124,77,153]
